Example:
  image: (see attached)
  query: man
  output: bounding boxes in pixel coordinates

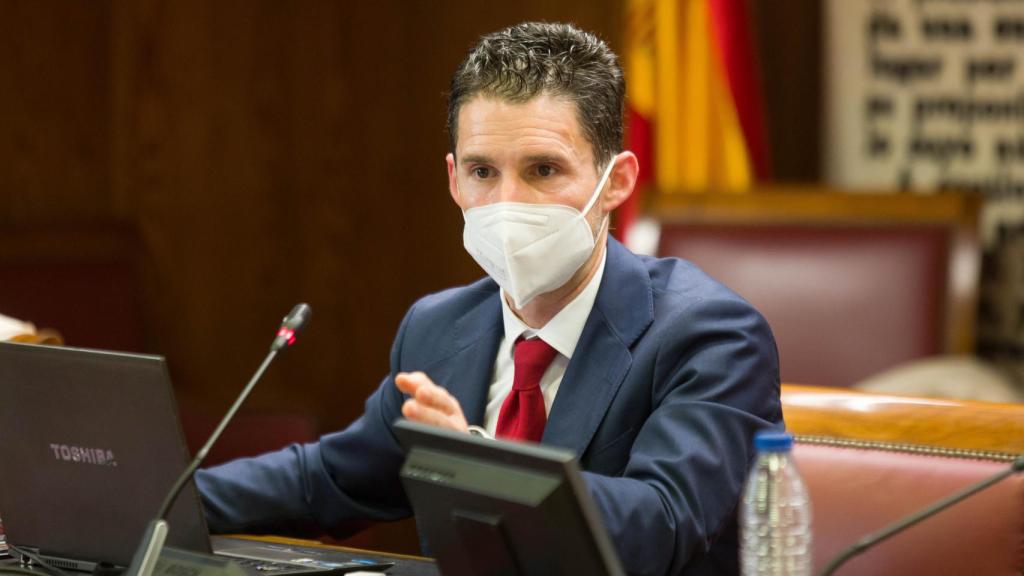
[196,22,781,576]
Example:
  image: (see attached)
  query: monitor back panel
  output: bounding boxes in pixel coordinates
[395,420,624,576]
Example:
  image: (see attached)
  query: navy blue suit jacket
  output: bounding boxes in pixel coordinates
[196,238,782,576]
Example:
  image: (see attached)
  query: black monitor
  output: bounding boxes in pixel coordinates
[393,419,624,576]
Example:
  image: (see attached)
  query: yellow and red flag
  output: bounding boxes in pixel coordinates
[618,0,771,239]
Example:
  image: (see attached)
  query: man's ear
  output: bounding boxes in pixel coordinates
[446,153,463,208]
[601,151,639,213]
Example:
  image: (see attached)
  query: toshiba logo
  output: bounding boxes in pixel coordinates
[50,443,117,466]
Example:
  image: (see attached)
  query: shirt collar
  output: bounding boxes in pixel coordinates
[499,249,607,359]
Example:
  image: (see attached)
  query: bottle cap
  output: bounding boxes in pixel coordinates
[754,430,793,452]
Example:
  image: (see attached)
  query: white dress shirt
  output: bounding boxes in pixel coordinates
[480,251,608,436]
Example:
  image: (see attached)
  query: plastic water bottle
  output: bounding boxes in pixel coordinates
[740,431,812,576]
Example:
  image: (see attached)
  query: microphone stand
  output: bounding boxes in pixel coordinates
[820,454,1024,576]
[124,304,311,576]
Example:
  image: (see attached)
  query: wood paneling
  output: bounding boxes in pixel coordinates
[1,0,623,431]
[751,0,823,181]
[0,1,111,221]
[0,0,826,427]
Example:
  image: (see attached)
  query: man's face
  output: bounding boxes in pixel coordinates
[446,94,607,235]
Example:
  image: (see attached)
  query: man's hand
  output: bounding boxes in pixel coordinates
[395,371,469,433]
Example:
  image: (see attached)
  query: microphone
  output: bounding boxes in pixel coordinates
[819,453,1024,576]
[272,303,312,352]
[124,303,312,576]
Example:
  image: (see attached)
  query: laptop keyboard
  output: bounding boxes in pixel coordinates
[225,555,393,575]
[216,545,395,569]
[229,557,320,574]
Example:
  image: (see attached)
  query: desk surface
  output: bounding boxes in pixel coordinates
[232,535,438,576]
[0,535,438,576]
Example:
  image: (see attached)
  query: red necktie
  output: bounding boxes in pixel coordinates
[496,337,558,442]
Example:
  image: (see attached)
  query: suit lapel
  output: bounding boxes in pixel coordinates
[542,314,631,455]
[427,288,502,426]
[542,238,654,456]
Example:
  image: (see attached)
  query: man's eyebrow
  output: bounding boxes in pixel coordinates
[457,153,571,166]
[523,153,569,164]
[459,154,492,165]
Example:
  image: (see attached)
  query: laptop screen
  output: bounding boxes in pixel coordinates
[0,342,211,567]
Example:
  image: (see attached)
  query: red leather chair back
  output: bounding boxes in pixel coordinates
[797,444,1023,575]
[651,190,980,388]
[661,225,946,387]
[783,384,1024,575]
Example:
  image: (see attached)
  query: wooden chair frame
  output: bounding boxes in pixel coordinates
[647,187,982,355]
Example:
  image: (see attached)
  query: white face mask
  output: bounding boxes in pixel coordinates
[461,160,615,309]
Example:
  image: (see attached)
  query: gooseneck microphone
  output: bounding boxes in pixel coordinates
[125,303,312,576]
[820,453,1024,576]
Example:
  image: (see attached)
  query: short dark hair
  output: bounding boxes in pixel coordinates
[447,22,625,169]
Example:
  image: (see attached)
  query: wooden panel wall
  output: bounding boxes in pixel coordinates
[752,0,822,182]
[0,2,111,221]
[0,0,821,421]
[0,0,625,431]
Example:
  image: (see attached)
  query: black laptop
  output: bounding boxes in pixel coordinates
[0,342,393,574]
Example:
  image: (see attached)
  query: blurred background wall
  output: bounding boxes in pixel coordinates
[0,0,820,431]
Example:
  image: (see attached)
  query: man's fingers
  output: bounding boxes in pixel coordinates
[394,371,429,395]
[402,398,453,428]
[413,382,458,415]
[395,371,468,432]
[397,372,457,415]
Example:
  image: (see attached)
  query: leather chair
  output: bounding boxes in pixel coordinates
[0,225,144,352]
[650,189,981,388]
[782,384,1024,575]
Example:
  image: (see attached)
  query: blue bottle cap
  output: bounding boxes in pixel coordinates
[754,431,793,452]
